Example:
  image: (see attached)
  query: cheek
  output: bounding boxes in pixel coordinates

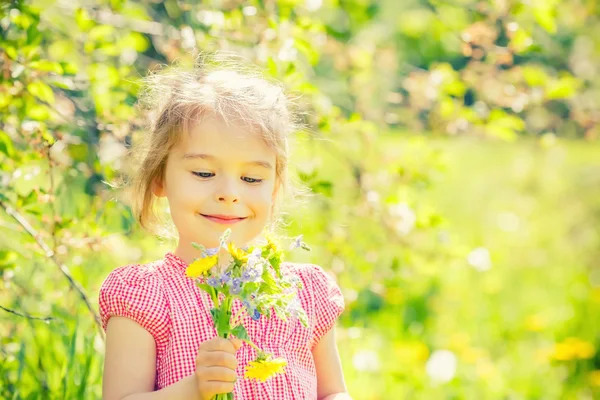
[247,186,274,213]
[165,173,204,206]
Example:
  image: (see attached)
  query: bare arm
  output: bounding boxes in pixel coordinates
[312,327,353,400]
[103,316,199,400]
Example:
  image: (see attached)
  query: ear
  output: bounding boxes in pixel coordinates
[152,177,166,197]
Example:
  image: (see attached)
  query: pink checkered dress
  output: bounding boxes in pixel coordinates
[98,252,345,399]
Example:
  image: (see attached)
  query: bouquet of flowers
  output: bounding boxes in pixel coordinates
[185,229,310,400]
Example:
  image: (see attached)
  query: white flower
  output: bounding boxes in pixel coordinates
[352,349,380,372]
[347,327,362,339]
[497,212,520,232]
[467,247,492,271]
[389,202,416,236]
[247,248,262,268]
[305,0,322,12]
[426,350,457,383]
[366,190,380,206]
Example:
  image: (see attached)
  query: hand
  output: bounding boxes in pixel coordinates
[195,337,242,400]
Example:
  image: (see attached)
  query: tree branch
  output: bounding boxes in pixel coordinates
[0,199,105,341]
[0,304,55,323]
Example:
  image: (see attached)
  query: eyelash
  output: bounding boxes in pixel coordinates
[192,171,263,184]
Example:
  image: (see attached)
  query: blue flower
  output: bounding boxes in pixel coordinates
[207,277,220,287]
[205,247,219,257]
[241,269,256,282]
[230,278,242,295]
[251,308,261,321]
[289,234,310,251]
[289,234,303,250]
[242,263,263,283]
[243,299,255,312]
[220,271,232,286]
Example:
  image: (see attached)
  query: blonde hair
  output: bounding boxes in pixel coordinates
[126,53,306,236]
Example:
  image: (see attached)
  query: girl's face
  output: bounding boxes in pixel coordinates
[154,116,278,262]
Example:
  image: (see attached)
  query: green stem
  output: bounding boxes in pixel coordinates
[212,390,234,399]
[241,338,262,354]
[230,305,245,328]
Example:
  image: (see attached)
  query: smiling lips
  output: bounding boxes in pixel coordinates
[201,214,247,225]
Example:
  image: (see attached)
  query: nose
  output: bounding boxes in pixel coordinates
[215,177,239,204]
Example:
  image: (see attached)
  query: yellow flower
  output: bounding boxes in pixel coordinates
[244,357,287,382]
[264,232,280,253]
[186,255,218,278]
[551,337,595,361]
[227,242,248,263]
[589,370,600,387]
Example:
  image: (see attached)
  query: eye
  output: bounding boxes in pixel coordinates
[242,177,263,184]
[192,171,214,178]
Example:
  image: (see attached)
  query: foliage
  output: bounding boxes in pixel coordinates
[0,0,599,399]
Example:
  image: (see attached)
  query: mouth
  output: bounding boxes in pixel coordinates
[200,214,247,225]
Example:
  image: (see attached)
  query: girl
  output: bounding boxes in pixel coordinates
[99,57,351,400]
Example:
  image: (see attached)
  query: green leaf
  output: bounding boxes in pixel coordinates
[210,307,219,326]
[61,320,78,399]
[27,104,50,120]
[5,47,18,60]
[546,76,581,100]
[267,57,278,76]
[117,32,150,52]
[196,283,217,302]
[61,62,78,75]
[522,65,548,86]
[192,242,206,252]
[485,109,524,141]
[259,272,279,295]
[89,25,115,42]
[0,91,11,109]
[510,29,533,53]
[42,131,56,146]
[533,5,557,33]
[75,8,95,31]
[29,60,63,74]
[231,324,249,341]
[217,299,231,337]
[11,12,35,29]
[27,81,55,104]
[0,130,15,157]
[312,180,333,197]
[294,37,319,65]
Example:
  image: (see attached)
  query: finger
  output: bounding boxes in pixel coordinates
[197,351,238,370]
[197,366,238,382]
[229,338,243,351]
[200,381,236,396]
[200,337,236,354]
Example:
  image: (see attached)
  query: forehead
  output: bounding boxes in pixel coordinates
[175,115,276,163]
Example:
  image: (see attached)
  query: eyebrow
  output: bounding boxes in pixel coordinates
[182,153,273,170]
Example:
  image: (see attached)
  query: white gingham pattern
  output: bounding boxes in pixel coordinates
[98,252,345,399]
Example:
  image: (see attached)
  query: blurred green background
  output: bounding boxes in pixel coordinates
[1,0,600,398]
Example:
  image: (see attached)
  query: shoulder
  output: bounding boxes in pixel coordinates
[101,260,165,288]
[282,262,339,286]
[282,261,331,279]
[98,260,171,338]
[282,262,343,304]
